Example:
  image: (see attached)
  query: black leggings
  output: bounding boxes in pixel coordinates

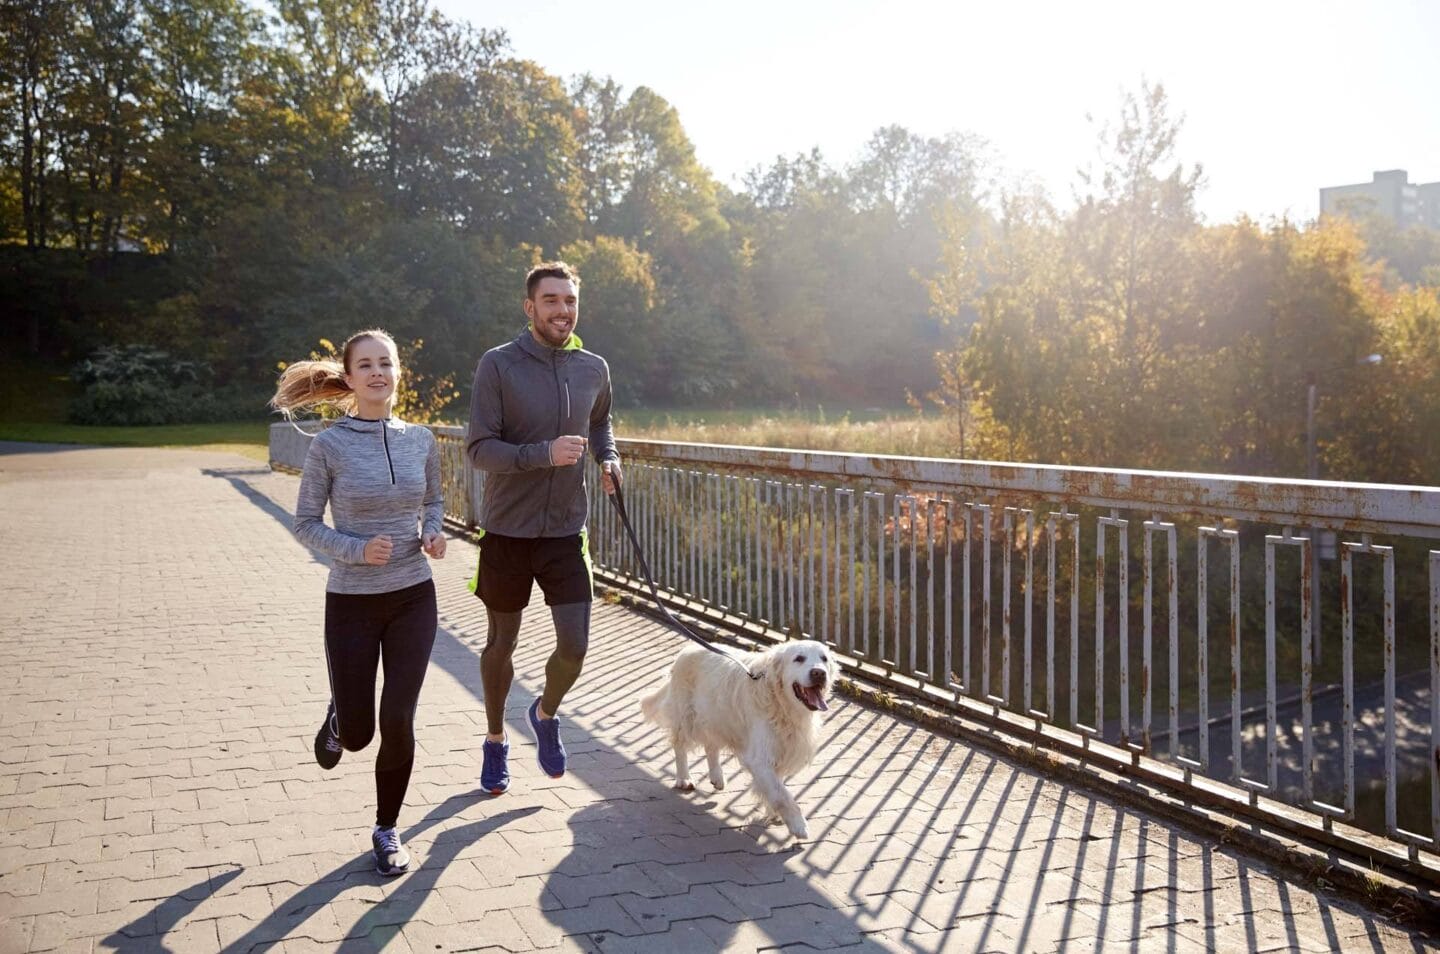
[480,602,589,736]
[324,579,437,828]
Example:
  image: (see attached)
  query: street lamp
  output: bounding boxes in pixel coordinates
[1305,352,1382,667]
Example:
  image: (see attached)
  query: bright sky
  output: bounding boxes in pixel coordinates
[435,0,1440,224]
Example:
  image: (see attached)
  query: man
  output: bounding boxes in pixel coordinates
[465,261,621,795]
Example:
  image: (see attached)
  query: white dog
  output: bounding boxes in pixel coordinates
[640,639,837,840]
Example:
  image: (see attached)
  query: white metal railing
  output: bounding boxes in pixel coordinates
[270,423,1440,877]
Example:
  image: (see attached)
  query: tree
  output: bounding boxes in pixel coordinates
[558,235,657,400]
[139,0,267,253]
[1064,81,1205,465]
[54,0,151,254]
[0,0,70,252]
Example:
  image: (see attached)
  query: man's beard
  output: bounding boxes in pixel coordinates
[535,319,572,347]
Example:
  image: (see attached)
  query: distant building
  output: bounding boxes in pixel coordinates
[1320,170,1440,229]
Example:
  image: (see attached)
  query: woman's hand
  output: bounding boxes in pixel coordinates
[364,534,393,566]
[422,532,447,560]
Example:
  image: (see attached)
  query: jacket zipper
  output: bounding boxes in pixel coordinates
[541,350,563,535]
[380,423,395,484]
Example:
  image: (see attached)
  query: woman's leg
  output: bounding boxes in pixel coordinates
[374,581,438,828]
[324,592,383,752]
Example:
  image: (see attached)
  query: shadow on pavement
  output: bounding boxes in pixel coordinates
[187,465,1421,953]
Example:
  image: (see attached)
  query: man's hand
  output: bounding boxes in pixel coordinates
[364,534,393,566]
[549,435,587,467]
[422,532,447,559]
[601,460,622,496]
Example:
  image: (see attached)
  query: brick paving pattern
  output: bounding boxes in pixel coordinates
[1,442,1435,952]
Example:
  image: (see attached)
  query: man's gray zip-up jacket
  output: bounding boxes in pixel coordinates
[294,415,444,594]
[465,329,618,538]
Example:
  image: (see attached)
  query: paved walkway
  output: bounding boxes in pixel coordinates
[0,442,1435,953]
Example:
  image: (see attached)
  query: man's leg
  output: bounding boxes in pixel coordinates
[476,532,533,742]
[534,531,594,720]
[540,601,590,718]
[480,608,523,739]
[529,534,594,777]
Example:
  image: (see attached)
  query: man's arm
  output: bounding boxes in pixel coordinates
[465,353,553,473]
[588,359,619,465]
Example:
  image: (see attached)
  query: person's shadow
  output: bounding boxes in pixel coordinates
[100,792,539,953]
[539,773,868,951]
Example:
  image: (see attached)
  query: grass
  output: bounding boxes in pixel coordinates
[0,420,272,462]
[616,409,960,458]
[0,358,270,464]
[0,357,270,461]
[2,350,950,465]
[613,404,903,429]
[0,360,75,424]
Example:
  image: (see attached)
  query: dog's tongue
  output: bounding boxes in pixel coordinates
[804,685,829,711]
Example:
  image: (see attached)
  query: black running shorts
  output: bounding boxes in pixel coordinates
[474,531,593,612]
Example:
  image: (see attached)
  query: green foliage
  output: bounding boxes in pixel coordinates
[68,343,261,425]
[929,82,1437,482]
[0,419,269,460]
[1,6,1437,488]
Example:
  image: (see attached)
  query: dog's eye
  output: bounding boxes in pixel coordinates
[794,655,805,663]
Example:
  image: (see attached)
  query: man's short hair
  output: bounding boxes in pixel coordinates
[526,261,581,299]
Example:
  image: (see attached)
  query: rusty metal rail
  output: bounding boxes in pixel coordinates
[271,423,1440,878]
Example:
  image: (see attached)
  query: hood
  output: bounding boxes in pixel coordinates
[516,328,584,362]
[327,414,407,434]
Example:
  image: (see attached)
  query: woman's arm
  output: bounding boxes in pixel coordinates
[293,438,370,564]
[421,432,445,539]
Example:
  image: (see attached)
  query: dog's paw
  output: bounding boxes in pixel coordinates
[674,779,696,792]
[709,773,725,790]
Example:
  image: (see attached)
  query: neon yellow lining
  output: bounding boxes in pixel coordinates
[579,527,593,598]
[466,527,486,594]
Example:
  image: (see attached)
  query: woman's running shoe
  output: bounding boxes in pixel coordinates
[372,825,410,876]
[314,700,343,770]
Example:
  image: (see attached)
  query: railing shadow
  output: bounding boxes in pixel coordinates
[186,465,1425,951]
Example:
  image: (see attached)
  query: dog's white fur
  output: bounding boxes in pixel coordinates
[640,639,837,840]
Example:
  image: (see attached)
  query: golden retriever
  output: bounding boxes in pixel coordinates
[640,639,837,840]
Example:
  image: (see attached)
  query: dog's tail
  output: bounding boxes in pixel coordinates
[639,679,670,725]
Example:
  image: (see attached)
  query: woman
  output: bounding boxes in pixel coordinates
[270,329,446,876]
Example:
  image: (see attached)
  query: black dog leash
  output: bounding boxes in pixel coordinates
[605,467,760,680]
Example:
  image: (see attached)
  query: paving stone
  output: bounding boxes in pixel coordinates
[0,915,34,954]
[1,445,1436,954]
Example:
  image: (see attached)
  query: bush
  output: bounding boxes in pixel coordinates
[68,345,266,425]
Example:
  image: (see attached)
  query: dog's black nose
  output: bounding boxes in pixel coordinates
[809,667,828,686]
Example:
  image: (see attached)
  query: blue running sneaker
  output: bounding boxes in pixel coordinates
[481,738,510,795]
[527,698,567,778]
[372,825,410,877]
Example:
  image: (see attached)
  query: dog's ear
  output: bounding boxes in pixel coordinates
[765,644,788,683]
